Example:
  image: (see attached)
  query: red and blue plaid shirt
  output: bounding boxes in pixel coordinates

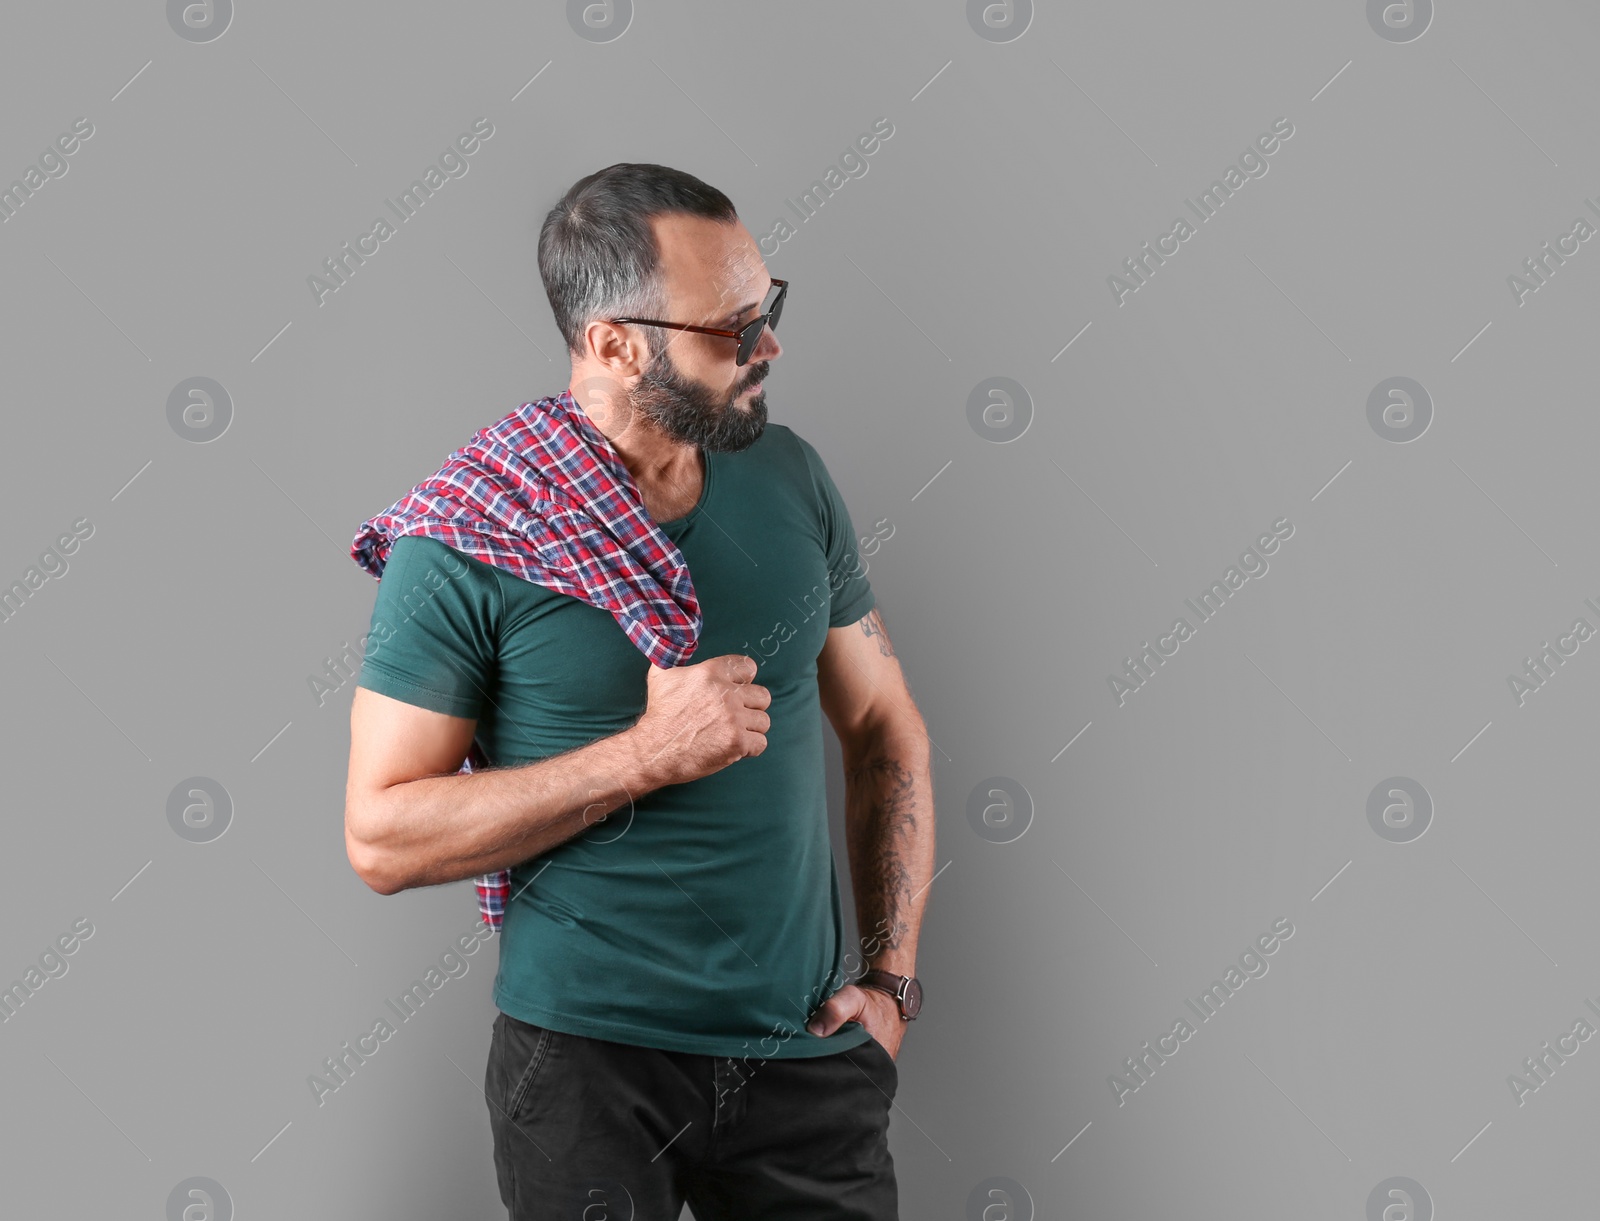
[350,390,701,928]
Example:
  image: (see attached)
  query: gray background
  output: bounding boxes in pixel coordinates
[2,1,1596,1217]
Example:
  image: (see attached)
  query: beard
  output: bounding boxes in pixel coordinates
[627,345,770,453]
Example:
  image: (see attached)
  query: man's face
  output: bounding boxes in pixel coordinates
[624,214,782,454]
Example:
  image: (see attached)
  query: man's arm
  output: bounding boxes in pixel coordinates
[345,651,770,896]
[817,605,935,982]
[344,687,669,895]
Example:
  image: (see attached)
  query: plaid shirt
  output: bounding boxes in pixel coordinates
[350,390,701,928]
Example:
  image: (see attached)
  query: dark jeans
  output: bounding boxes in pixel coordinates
[484,1010,900,1220]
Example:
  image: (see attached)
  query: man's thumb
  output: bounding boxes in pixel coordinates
[805,996,843,1037]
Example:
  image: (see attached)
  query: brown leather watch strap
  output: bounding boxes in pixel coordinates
[859,969,915,1019]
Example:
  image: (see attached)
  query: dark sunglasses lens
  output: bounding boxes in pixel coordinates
[735,287,784,363]
[738,321,762,365]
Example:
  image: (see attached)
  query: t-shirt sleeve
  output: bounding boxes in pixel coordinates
[796,433,877,629]
[355,534,498,718]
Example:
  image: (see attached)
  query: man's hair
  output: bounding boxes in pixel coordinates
[538,163,739,360]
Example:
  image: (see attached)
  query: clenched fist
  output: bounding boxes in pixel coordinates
[632,653,771,786]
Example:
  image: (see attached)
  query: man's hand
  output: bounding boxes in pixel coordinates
[804,983,905,1059]
[633,653,771,786]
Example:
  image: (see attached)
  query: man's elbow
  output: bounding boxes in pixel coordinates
[843,704,929,764]
[345,808,408,896]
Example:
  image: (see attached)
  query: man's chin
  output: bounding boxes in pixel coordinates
[710,412,767,453]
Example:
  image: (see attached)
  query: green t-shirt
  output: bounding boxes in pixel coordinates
[356,421,878,1059]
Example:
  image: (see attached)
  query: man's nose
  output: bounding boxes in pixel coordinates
[750,322,781,363]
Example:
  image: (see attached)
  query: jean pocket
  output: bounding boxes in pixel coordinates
[862,1029,900,1088]
[500,1015,556,1122]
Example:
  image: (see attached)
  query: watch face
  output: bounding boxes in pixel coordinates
[902,977,923,1018]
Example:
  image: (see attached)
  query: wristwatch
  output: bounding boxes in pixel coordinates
[859,969,923,1021]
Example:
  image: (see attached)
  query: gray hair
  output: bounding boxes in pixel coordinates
[538,162,739,360]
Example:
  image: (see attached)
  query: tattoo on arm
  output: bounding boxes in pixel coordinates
[844,754,917,956]
[858,608,895,658]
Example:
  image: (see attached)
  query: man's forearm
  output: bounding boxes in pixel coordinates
[353,728,669,894]
[842,722,935,978]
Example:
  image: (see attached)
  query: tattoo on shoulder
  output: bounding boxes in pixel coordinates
[858,608,894,658]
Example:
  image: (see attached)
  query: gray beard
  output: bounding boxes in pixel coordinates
[627,349,769,453]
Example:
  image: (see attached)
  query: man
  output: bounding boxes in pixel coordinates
[344,163,934,1219]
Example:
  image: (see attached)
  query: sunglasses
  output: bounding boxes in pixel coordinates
[610,278,787,367]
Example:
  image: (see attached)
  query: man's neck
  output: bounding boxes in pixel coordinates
[567,377,700,504]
